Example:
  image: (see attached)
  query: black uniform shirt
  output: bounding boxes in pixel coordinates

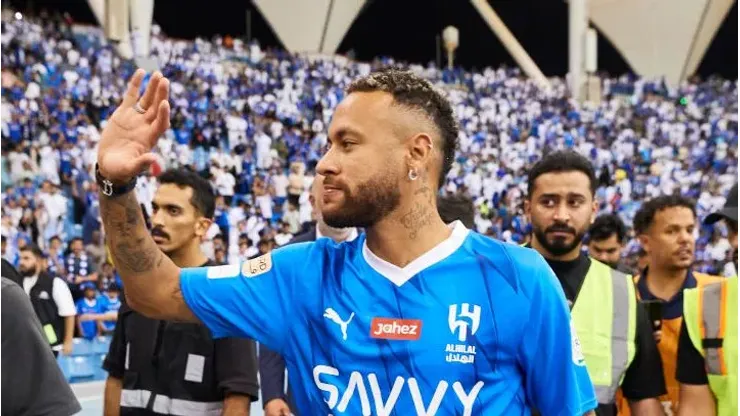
[544,253,667,416]
[675,319,710,385]
[103,260,259,409]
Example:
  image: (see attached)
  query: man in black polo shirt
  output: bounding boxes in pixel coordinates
[103,168,259,415]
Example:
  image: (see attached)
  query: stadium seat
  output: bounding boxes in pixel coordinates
[71,338,94,356]
[92,336,112,354]
[93,353,109,381]
[58,355,96,382]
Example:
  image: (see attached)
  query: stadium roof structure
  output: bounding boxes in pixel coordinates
[255,0,736,85]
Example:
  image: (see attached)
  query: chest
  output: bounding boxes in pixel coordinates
[286,265,527,407]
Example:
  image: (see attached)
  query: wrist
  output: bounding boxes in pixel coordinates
[95,164,137,197]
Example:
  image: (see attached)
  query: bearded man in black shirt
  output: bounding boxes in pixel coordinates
[524,150,666,416]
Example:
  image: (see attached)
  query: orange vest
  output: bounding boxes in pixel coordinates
[616,272,723,416]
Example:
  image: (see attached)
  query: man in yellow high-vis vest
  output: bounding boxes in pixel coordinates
[524,151,665,416]
[675,184,737,416]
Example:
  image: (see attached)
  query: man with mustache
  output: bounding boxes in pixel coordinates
[621,195,724,416]
[676,183,737,416]
[102,168,259,415]
[95,69,596,415]
[524,150,665,416]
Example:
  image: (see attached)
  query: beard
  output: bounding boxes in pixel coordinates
[19,266,36,277]
[322,171,401,229]
[533,222,587,257]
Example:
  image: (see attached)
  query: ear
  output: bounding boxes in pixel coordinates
[405,133,435,175]
[195,217,213,238]
[524,198,532,222]
[590,200,598,225]
[638,234,650,254]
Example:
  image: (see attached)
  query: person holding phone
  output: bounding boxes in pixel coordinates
[625,195,724,416]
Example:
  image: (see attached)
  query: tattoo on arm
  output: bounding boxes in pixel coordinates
[100,192,165,276]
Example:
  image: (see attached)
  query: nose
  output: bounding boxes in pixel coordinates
[316,148,339,177]
[552,203,571,223]
[151,209,166,229]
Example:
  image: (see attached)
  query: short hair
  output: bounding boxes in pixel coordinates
[633,195,696,235]
[346,68,459,188]
[19,243,44,259]
[527,150,597,197]
[158,168,216,218]
[588,214,627,243]
[437,194,475,229]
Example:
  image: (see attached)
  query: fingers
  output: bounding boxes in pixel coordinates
[145,77,170,122]
[146,100,171,147]
[139,71,162,111]
[128,153,158,175]
[122,69,146,108]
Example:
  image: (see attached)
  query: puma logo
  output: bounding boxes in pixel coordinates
[324,308,355,341]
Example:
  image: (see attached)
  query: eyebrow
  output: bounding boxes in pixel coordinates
[538,192,588,199]
[331,126,364,141]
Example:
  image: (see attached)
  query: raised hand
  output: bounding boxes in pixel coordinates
[97,69,170,183]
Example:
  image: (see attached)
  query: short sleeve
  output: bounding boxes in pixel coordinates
[52,277,76,317]
[180,242,313,354]
[517,254,598,415]
[676,319,709,385]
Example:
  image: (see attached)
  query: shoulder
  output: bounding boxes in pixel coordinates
[463,234,556,296]
[693,272,725,287]
[1,277,26,306]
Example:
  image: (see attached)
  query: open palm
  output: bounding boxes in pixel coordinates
[97,69,171,183]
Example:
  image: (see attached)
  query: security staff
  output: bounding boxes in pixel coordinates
[524,151,665,416]
[260,175,359,416]
[619,195,724,416]
[676,184,738,416]
[103,169,259,415]
[17,243,76,357]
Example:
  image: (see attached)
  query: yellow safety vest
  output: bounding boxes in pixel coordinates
[571,259,638,404]
[683,278,738,416]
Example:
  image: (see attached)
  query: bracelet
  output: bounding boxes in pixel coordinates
[95,164,137,197]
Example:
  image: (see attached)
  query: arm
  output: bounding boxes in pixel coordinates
[675,320,715,416]
[518,254,597,416]
[677,385,715,416]
[104,376,123,416]
[259,344,288,407]
[222,395,251,416]
[100,191,192,322]
[63,315,75,353]
[214,337,259,416]
[621,306,667,415]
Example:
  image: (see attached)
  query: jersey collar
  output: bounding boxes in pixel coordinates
[362,220,470,287]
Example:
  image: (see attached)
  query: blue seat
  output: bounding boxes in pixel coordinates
[71,338,94,356]
[92,336,112,354]
[68,355,96,383]
[92,353,108,381]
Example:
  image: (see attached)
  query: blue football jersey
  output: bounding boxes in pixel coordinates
[181,221,597,415]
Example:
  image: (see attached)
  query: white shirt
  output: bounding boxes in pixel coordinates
[22,275,76,318]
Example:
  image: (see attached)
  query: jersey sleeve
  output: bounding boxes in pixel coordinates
[179,242,313,354]
[517,253,597,416]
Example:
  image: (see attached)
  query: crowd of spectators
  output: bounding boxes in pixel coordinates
[1,9,737,333]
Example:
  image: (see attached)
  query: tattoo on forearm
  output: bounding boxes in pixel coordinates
[400,202,434,239]
[100,192,163,274]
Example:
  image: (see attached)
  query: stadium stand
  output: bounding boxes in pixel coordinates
[0,9,737,413]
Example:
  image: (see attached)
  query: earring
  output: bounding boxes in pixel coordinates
[408,169,419,181]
